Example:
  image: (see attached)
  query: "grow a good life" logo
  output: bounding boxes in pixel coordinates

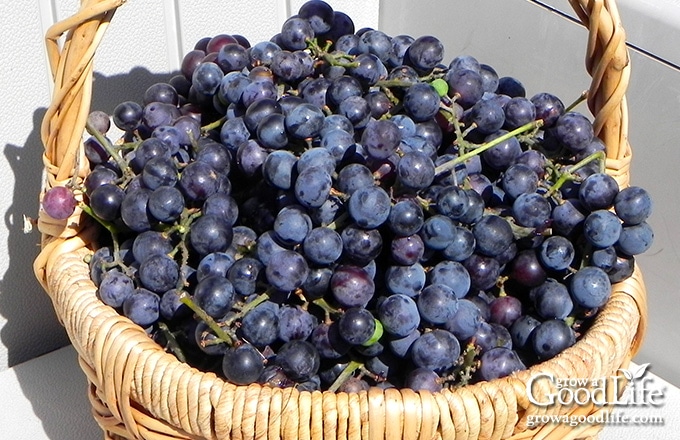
[526,363,666,407]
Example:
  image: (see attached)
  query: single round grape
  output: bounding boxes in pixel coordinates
[138,254,179,293]
[445,298,483,340]
[512,192,552,228]
[478,347,526,380]
[277,305,317,342]
[275,340,320,382]
[403,82,441,122]
[489,295,523,328]
[89,183,125,222]
[530,278,574,320]
[614,186,653,225]
[340,224,383,265]
[473,215,513,257]
[570,266,611,309]
[417,283,459,324]
[98,270,135,308]
[410,329,460,371]
[532,319,576,360]
[123,288,160,328]
[265,250,309,291]
[189,214,233,256]
[583,210,622,248]
[330,265,375,308]
[197,252,236,282]
[348,185,391,228]
[384,263,426,297]
[579,172,619,211]
[463,253,501,291]
[617,221,654,256]
[42,186,77,220]
[222,344,265,385]
[554,112,594,152]
[510,315,541,350]
[390,234,425,266]
[240,301,279,347]
[404,367,442,392]
[388,199,424,236]
[397,151,435,190]
[538,236,575,271]
[294,166,332,209]
[510,249,547,288]
[338,307,377,345]
[193,275,236,318]
[405,35,444,72]
[303,227,343,265]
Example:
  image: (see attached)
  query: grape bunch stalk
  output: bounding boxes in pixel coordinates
[41,0,654,392]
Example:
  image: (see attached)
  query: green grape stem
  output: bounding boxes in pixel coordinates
[157,321,187,363]
[544,150,606,197]
[564,90,588,113]
[434,119,545,176]
[179,292,234,346]
[85,121,130,175]
[328,360,363,392]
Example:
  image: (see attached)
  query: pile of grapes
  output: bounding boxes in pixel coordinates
[41,0,654,393]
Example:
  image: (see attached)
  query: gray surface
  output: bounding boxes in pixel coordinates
[379,0,680,387]
[1,345,677,439]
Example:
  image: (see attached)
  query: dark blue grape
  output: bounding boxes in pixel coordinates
[404,367,442,392]
[510,315,541,350]
[303,227,343,265]
[478,347,525,380]
[263,150,297,190]
[265,249,309,291]
[442,226,476,262]
[338,307,376,345]
[222,344,265,385]
[376,294,420,338]
[98,270,135,308]
[482,130,522,170]
[388,199,424,236]
[192,61,224,96]
[120,188,153,232]
[123,288,160,327]
[614,186,652,225]
[390,234,424,266]
[617,222,654,256]
[467,99,505,134]
[384,263,426,297]
[275,340,320,381]
[404,35,443,72]
[473,215,513,257]
[403,82,440,122]
[240,301,279,347]
[579,172,619,211]
[463,253,501,291]
[89,183,125,222]
[417,283,459,325]
[361,119,401,160]
[280,17,315,51]
[227,257,263,297]
[445,298,483,340]
[138,254,179,293]
[569,266,611,309]
[410,329,460,371]
[340,223,382,265]
[330,265,375,308]
[501,163,539,199]
[277,305,317,342]
[446,69,484,108]
[294,165,332,208]
[196,252,236,282]
[554,112,594,152]
[583,210,622,248]
[512,192,551,228]
[532,319,576,360]
[538,236,575,271]
[420,214,456,250]
[348,185,391,228]
[193,275,236,318]
[189,214,233,256]
[530,278,573,320]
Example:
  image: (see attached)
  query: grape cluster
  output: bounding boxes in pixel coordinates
[44,0,654,392]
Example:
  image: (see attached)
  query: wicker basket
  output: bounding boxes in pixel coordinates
[34,0,648,439]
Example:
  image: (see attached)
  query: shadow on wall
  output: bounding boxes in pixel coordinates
[1,67,174,439]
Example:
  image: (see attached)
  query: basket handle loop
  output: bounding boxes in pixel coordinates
[569,0,646,356]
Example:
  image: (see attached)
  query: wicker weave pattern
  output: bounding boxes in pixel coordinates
[34,1,647,439]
